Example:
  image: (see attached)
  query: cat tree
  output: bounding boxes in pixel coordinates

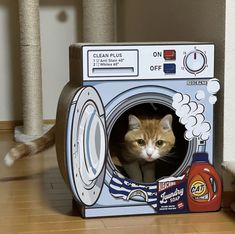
[83,0,115,42]
[16,0,115,142]
[16,0,43,142]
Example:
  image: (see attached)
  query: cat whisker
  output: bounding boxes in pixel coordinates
[158,157,176,164]
[158,152,177,164]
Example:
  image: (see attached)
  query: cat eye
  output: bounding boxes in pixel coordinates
[156,140,164,147]
[136,139,146,146]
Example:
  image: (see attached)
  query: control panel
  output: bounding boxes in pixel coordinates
[82,43,214,80]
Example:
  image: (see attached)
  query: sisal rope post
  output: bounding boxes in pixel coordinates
[82,0,115,42]
[18,0,43,137]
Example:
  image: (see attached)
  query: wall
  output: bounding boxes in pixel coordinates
[0,0,81,121]
[224,0,235,162]
[0,0,21,121]
[223,0,235,190]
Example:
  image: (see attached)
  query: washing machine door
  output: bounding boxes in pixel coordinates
[67,86,107,206]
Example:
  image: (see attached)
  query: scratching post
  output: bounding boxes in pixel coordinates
[82,0,115,42]
[17,0,43,141]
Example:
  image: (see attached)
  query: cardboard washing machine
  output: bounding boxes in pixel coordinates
[56,42,222,218]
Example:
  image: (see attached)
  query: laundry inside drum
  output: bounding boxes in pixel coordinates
[108,103,189,183]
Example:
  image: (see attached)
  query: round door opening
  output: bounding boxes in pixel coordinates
[108,102,189,183]
[78,102,106,185]
[67,86,107,206]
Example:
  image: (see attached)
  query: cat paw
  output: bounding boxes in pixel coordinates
[3,153,15,167]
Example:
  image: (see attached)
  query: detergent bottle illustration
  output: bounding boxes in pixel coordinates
[187,152,222,212]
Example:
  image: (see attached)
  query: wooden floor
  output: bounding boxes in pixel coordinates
[0,131,235,234]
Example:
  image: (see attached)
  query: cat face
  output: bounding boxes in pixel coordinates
[124,114,175,162]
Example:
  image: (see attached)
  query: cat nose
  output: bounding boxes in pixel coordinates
[146,148,153,157]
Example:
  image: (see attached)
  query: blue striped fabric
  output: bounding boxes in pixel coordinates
[109,172,158,209]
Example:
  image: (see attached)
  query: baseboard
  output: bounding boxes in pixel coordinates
[0,120,55,131]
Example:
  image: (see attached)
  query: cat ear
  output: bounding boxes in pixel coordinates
[159,114,173,131]
[128,115,141,130]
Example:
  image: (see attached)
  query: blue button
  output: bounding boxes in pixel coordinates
[164,63,176,74]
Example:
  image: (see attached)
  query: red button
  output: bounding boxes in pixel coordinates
[164,50,176,60]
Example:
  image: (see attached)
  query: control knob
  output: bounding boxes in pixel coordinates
[184,50,207,74]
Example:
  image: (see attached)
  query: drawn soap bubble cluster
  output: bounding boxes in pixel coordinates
[194,79,220,103]
[207,78,220,104]
[172,93,211,141]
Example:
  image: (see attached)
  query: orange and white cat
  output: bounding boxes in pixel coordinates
[119,114,175,183]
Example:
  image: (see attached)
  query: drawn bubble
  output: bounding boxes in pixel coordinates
[195,90,205,100]
[172,93,183,109]
[180,116,188,125]
[176,104,191,117]
[209,95,217,104]
[193,103,205,115]
[181,94,190,104]
[195,113,205,125]
[200,132,210,141]
[173,93,183,103]
[201,122,211,132]
[189,102,198,113]
[185,131,193,141]
[185,116,197,130]
[207,78,220,94]
[192,127,201,137]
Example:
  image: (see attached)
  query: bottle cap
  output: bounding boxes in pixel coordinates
[192,152,209,163]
